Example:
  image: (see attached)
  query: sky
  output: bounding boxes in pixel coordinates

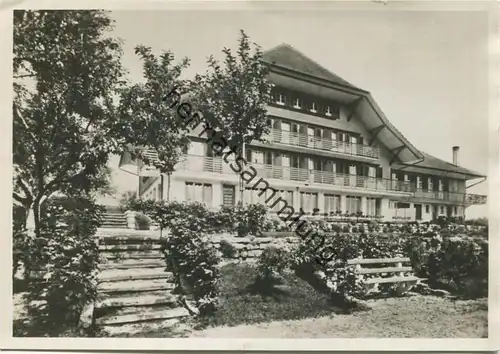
[101,7,490,218]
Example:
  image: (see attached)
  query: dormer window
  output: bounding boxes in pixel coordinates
[293,98,301,109]
[310,102,317,113]
[276,93,285,105]
[325,105,332,117]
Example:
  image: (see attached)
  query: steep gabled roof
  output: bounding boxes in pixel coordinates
[262,43,485,179]
[262,43,361,90]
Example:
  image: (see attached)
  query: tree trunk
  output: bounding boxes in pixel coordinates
[239,142,245,206]
[166,173,171,202]
[26,195,48,239]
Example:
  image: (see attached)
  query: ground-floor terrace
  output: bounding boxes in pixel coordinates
[138,155,485,222]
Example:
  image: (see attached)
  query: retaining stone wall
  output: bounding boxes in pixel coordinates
[205,234,300,261]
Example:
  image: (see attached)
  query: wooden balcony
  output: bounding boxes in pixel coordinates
[465,193,487,206]
[176,155,410,193]
[412,189,466,203]
[262,128,380,159]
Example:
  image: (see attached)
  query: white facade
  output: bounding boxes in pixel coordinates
[131,44,485,223]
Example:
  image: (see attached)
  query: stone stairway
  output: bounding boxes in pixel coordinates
[94,235,191,336]
[100,206,128,229]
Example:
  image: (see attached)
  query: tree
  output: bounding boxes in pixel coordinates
[191,30,274,203]
[13,10,125,237]
[116,45,191,200]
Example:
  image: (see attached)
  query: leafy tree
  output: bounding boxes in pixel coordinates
[117,46,191,200]
[13,10,125,237]
[191,30,274,202]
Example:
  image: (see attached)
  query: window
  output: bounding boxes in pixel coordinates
[324,194,341,214]
[428,177,434,191]
[310,102,317,113]
[395,202,410,209]
[293,97,301,109]
[366,197,379,216]
[368,166,376,178]
[417,176,423,190]
[346,196,361,214]
[185,182,213,206]
[325,105,332,117]
[454,206,458,215]
[300,192,318,213]
[272,190,293,212]
[276,93,285,105]
[222,185,235,207]
[425,205,430,213]
[440,206,445,214]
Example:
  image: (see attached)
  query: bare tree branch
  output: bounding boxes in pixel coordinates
[13,192,29,205]
[13,104,38,145]
[16,176,33,201]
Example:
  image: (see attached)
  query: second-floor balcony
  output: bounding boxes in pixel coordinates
[173,155,487,204]
[262,128,380,159]
[177,154,411,194]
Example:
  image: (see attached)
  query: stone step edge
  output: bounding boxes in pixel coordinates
[99,271,173,283]
[95,293,180,309]
[96,307,190,326]
[99,263,165,271]
[98,282,175,293]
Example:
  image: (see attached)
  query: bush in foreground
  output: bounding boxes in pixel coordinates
[21,197,103,335]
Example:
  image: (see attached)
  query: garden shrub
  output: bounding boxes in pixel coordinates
[416,236,488,297]
[132,200,221,315]
[22,196,103,333]
[135,212,151,230]
[219,239,238,259]
[256,245,293,282]
[292,231,488,300]
[330,223,342,233]
[217,203,271,236]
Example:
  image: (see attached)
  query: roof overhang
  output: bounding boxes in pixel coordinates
[118,147,161,177]
[118,149,140,176]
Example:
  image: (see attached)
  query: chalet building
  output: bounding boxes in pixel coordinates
[120,44,487,222]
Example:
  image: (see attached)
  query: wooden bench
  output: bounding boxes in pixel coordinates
[347,257,424,295]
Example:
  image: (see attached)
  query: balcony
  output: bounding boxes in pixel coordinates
[262,128,380,159]
[412,190,466,203]
[176,155,410,194]
[465,193,487,206]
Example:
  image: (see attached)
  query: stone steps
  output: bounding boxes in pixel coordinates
[99,243,163,251]
[99,278,176,293]
[93,229,191,335]
[100,260,166,270]
[96,306,189,326]
[100,211,128,229]
[100,317,189,337]
[98,267,172,282]
[96,291,180,309]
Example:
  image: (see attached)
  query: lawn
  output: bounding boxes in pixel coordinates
[14,263,488,338]
[197,262,342,329]
[189,263,488,338]
[192,293,488,338]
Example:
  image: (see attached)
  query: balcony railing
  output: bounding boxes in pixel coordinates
[177,155,410,193]
[413,189,466,203]
[262,128,380,159]
[174,155,486,203]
